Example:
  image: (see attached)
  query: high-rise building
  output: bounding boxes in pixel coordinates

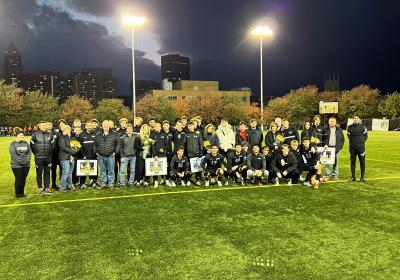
[38,71,61,96]
[3,42,24,84]
[68,71,98,101]
[161,54,190,83]
[81,68,117,99]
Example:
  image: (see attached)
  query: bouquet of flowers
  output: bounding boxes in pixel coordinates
[203,139,211,153]
[70,140,81,153]
[276,134,285,145]
[143,138,155,159]
[310,136,320,144]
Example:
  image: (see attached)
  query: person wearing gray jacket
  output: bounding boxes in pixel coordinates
[119,124,137,187]
[9,128,32,198]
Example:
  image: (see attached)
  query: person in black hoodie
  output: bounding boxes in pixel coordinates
[79,121,97,188]
[272,144,299,186]
[9,128,31,198]
[312,115,326,147]
[173,121,186,154]
[301,121,317,141]
[246,145,267,185]
[184,121,203,186]
[30,121,55,194]
[94,120,120,189]
[226,144,247,185]
[201,145,226,187]
[299,138,322,189]
[262,146,275,183]
[71,125,83,188]
[282,119,299,145]
[48,121,62,191]
[151,122,168,187]
[347,114,368,182]
[170,146,191,186]
[162,120,174,186]
[58,125,78,192]
[264,122,282,152]
[203,124,220,155]
[246,119,263,147]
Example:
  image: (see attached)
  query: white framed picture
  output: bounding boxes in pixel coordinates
[317,147,336,164]
[76,160,98,176]
[145,157,168,176]
[190,157,204,173]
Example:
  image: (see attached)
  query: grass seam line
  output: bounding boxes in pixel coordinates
[1,176,400,208]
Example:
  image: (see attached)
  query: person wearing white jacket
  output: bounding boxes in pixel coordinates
[216,118,235,157]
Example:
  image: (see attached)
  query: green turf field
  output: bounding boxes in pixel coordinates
[0,131,399,280]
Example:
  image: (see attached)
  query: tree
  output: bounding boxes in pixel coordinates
[95,98,132,122]
[378,92,400,119]
[264,96,291,124]
[285,85,319,123]
[338,85,381,122]
[59,95,95,123]
[0,80,23,126]
[20,91,59,125]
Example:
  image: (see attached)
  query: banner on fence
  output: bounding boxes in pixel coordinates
[319,101,339,114]
[372,119,389,131]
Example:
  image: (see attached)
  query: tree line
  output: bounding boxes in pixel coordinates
[1,80,399,127]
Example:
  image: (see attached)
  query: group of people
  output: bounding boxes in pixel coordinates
[9,113,368,198]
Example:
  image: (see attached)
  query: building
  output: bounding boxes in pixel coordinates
[68,71,97,101]
[324,73,340,92]
[38,71,61,96]
[81,68,117,99]
[161,54,190,83]
[151,80,251,105]
[3,42,24,84]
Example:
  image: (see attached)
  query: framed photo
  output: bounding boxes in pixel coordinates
[190,157,204,173]
[76,160,97,176]
[145,157,168,176]
[317,147,336,165]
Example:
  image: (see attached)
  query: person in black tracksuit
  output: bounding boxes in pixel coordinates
[299,138,322,188]
[312,115,326,147]
[184,121,203,185]
[71,126,83,187]
[201,145,226,186]
[162,121,174,185]
[79,122,97,188]
[115,118,128,182]
[282,119,299,145]
[246,145,267,185]
[173,121,186,155]
[272,144,299,185]
[246,119,263,147]
[264,122,282,152]
[226,144,247,185]
[262,146,275,183]
[170,146,192,186]
[151,123,168,187]
[347,115,368,182]
[30,121,55,194]
[301,121,317,141]
[49,122,63,190]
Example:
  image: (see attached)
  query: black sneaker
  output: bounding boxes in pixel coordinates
[360,178,367,183]
[348,177,356,182]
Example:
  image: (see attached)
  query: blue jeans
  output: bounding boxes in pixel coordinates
[119,156,136,186]
[325,152,340,178]
[98,155,115,186]
[60,159,75,190]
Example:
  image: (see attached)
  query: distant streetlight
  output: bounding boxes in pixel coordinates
[123,16,146,120]
[252,25,273,130]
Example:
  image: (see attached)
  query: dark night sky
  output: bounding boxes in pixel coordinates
[1,0,399,98]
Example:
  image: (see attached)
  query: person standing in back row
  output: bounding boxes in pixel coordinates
[347,113,368,183]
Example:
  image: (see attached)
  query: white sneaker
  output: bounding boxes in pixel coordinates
[224,180,229,186]
[205,180,210,187]
[275,178,280,186]
[304,182,312,187]
[180,181,186,187]
[165,180,170,186]
[195,180,202,186]
[217,181,222,187]
[154,181,159,188]
[288,179,292,186]
[299,175,305,183]
[171,182,176,187]
[186,181,191,186]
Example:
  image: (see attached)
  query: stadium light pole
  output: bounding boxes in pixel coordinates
[252,25,273,131]
[123,15,146,121]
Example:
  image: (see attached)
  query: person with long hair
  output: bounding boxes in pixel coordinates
[9,128,31,198]
[134,124,154,187]
[301,120,317,140]
[203,124,220,155]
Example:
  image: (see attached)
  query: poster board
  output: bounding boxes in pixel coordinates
[317,147,336,164]
[145,157,168,176]
[76,160,98,176]
[190,157,204,173]
[319,101,339,114]
[372,119,389,131]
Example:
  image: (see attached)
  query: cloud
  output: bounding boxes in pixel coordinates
[0,0,160,96]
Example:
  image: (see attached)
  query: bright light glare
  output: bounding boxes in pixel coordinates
[253,25,273,36]
[122,16,146,26]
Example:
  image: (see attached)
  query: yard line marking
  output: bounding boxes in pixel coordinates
[1,176,400,208]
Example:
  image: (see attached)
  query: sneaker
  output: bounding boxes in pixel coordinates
[210,178,216,184]
[304,182,312,187]
[80,184,87,189]
[91,183,97,188]
[109,185,114,191]
[186,181,191,186]
[195,180,202,186]
[47,188,53,193]
[274,178,280,186]
[299,175,305,183]
[217,181,222,187]
[97,185,105,190]
[37,188,44,195]
[180,181,185,187]
[160,179,165,185]
[224,180,229,186]
[240,178,245,186]
[59,188,69,193]
[143,182,150,187]
[44,189,53,195]
[205,180,210,187]
[348,177,356,182]
[288,179,292,186]
[257,181,263,186]
[360,177,367,183]
[171,182,176,187]
[154,181,159,188]
[119,184,126,188]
